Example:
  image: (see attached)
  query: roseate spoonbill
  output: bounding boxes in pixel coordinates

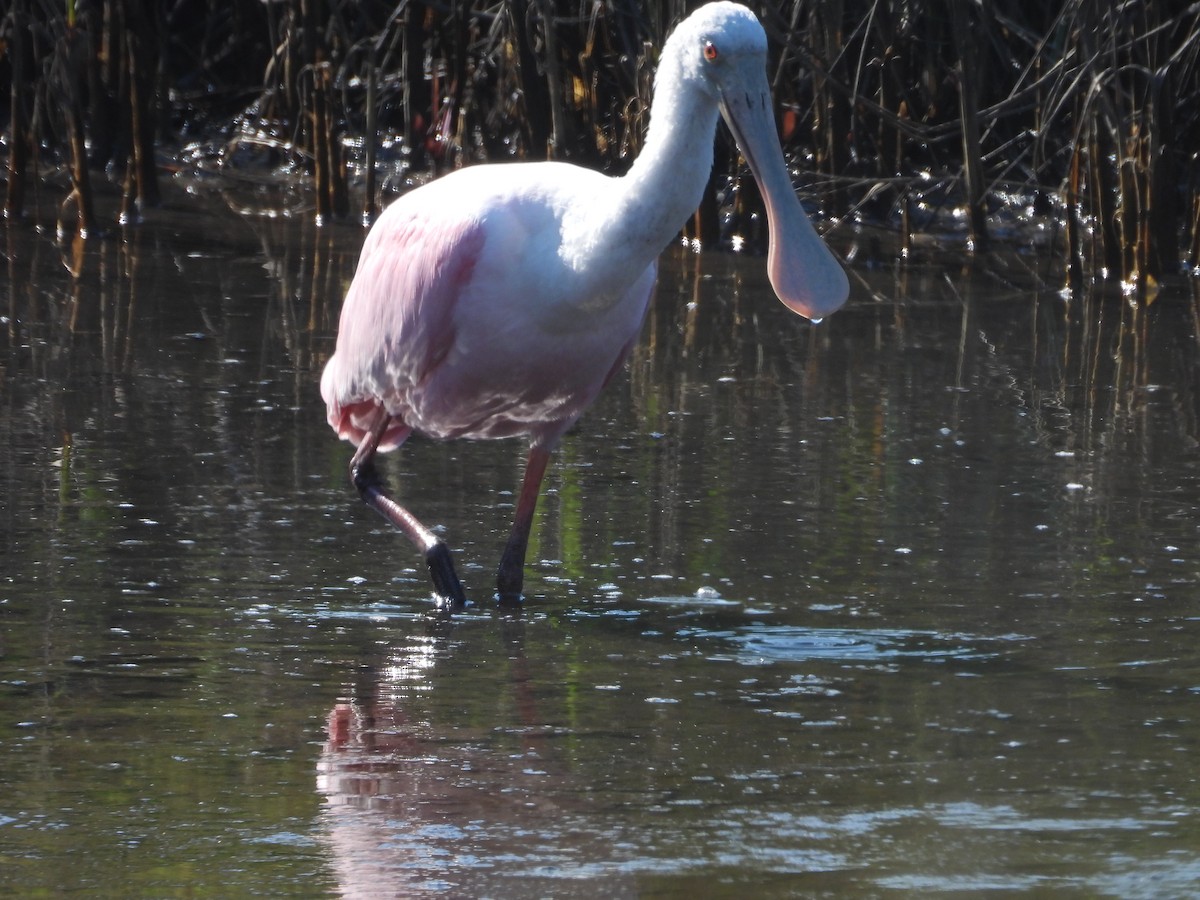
[321,1,849,608]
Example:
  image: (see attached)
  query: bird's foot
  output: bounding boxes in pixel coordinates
[425,542,467,609]
[494,589,525,609]
[494,566,525,608]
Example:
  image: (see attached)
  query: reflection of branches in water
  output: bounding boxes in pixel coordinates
[243,215,349,383]
[613,246,841,581]
[2,227,146,423]
[1035,287,1198,455]
[927,264,1200,578]
[593,244,1199,597]
[847,250,1200,458]
[0,214,362,582]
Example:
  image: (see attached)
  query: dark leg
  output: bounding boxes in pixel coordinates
[496,444,552,604]
[349,410,467,608]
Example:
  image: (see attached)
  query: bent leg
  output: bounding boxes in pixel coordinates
[349,409,467,608]
[496,444,553,604]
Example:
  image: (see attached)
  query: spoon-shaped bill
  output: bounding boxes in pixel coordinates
[719,75,848,321]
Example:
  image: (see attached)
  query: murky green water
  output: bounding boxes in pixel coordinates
[3,199,1199,897]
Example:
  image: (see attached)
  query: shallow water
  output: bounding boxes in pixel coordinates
[2,201,1199,897]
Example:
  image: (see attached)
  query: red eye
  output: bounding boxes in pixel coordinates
[703,41,719,61]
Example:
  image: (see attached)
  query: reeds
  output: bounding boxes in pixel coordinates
[3,0,1199,290]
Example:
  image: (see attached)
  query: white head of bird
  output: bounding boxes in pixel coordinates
[563,2,848,322]
[651,2,849,320]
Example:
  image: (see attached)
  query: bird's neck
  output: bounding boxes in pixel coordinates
[622,78,720,243]
[570,69,720,275]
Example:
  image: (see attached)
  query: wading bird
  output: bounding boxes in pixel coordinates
[320,2,849,607]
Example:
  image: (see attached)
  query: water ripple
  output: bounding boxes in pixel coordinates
[680,623,1022,665]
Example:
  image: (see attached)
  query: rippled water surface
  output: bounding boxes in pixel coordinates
[3,200,1199,897]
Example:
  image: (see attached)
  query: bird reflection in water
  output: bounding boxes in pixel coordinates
[315,621,639,897]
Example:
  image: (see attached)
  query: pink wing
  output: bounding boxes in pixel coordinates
[320,204,486,452]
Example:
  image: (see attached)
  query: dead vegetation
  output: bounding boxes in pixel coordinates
[3,1,1199,291]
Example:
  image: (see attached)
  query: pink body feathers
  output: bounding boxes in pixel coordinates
[321,164,656,454]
